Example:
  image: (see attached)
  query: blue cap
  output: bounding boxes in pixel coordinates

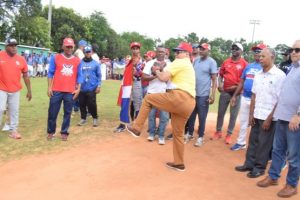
[84,45,92,53]
[78,39,87,47]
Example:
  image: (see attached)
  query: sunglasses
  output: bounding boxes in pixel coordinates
[231,47,240,51]
[7,44,17,47]
[174,50,184,54]
[288,48,300,54]
[253,50,262,54]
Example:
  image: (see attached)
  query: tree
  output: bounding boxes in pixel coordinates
[184,32,199,44]
[120,32,155,56]
[41,6,89,51]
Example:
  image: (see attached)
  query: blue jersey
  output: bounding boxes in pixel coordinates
[241,62,262,98]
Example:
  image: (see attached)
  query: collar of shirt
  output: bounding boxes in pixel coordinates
[294,61,300,68]
[262,65,277,75]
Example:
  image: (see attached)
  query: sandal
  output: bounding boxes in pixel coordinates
[8,132,22,139]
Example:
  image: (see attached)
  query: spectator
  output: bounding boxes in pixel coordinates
[46,38,82,141]
[0,38,32,139]
[212,43,248,144]
[230,43,267,151]
[77,46,102,127]
[235,48,286,178]
[185,43,218,147]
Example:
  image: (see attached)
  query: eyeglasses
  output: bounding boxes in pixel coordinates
[288,48,300,54]
[7,44,17,47]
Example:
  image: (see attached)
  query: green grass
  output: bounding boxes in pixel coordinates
[0,78,220,162]
[0,79,122,162]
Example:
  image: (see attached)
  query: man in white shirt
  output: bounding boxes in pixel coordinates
[142,46,170,145]
[235,48,286,178]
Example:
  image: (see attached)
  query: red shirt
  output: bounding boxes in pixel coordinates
[0,51,28,93]
[219,57,248,91]
[51,54,80,93]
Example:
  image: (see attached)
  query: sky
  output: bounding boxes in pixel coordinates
[41,0,300,47]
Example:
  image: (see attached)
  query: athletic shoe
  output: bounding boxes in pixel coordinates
[147,135,155,141]
[230,143,246,151]
[113,124,125,133]
[77,119,87,126]
[210,131,222,140]
[225,134,232,144]
[47,133,55,141]
[158,138,165,145]
[184,134,194,144]
[166,133,173,140]
[194,137,204,147]
[92,118,98,127]
[166,162,185,172]
[2,123,10,131]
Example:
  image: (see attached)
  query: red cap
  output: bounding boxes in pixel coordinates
[251,43,267,51]
[63,38,75,47]
[173,42,193,53]
[144,51,156,58]
[200,43,211,50]
[130,42,141,49]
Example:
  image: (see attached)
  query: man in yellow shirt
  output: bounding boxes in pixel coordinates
[127,42,196,171]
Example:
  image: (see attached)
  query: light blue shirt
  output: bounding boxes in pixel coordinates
[274,61,300,121]
[193,57,218,97]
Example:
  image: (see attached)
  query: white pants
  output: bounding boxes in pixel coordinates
[0,90,20,132]
[236,96,251,145]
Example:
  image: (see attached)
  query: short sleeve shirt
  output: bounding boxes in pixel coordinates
[252,65,286,120]
[0,51,28,92]
[193,57,218,97]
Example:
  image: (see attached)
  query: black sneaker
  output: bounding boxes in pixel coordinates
[114,124,126,133]
[166,162,185,172]
[166,133,173,140]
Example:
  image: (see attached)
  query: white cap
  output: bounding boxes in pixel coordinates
[232,43,243,51]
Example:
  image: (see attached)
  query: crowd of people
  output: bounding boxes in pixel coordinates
[0,36,299,198]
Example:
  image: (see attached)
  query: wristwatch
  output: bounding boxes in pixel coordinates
[297,110,300,116]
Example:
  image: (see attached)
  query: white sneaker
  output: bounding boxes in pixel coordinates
[194,137,204,147]
[184,134,193,144]
[158,138,165,145]
[147,135,155,141]
[2,123,10,131]
[77,119,87,126]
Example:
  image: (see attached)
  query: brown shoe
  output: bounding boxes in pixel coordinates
[126,125,141,138]
[61,134,68,141]
[257,176,278,187]
[277,184,298,198]
[166,162,185,172]
[47,133,55,141]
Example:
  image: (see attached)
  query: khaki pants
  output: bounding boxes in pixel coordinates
[133,90,195,165]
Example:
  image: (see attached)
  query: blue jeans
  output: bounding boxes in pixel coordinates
[269,120,300,187]
[47,92,73,135]
[148,108,169,139]
[187,96,209,137]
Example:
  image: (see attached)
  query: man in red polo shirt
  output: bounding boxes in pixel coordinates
[47,37,83,141]
[212,43,248,144]
[0,38,32,139]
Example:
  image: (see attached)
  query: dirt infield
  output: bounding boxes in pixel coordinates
[0,113,297,200]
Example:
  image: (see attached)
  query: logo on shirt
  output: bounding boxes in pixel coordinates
[61,64,74,76]
[16,61,20,65]
[236,64,242,70]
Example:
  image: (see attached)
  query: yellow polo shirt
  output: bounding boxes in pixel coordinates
[165,58,195,97]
